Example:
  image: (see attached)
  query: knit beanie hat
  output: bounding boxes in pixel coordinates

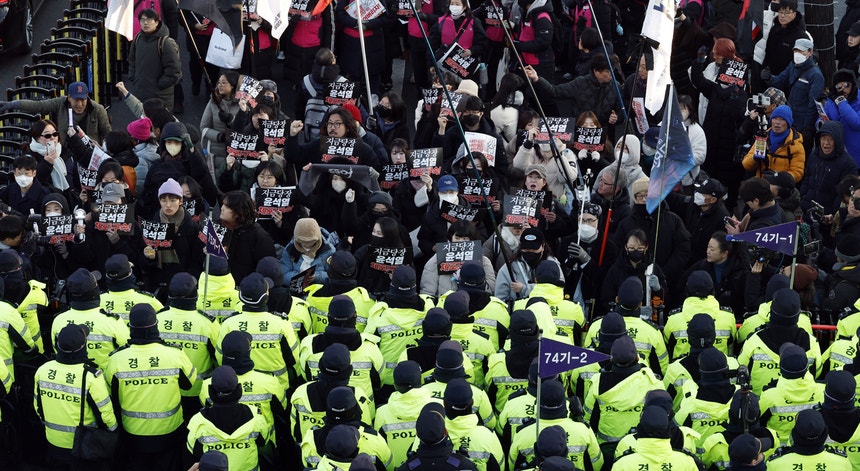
[631,177,650,197]
[158,178,183,199]
[836,234,860,263]
[791,409,828,455]
[127,117,152,141]
[770,288,801,325]
[770,105,794,128]
[779,343,809,379]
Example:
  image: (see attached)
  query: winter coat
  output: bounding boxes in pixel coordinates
[284,134,382,168]
[534,72,623,134]
[824,263,860,316]
[770,58,825,133]
[18,97,111,145]
[494,256,564,302]
[200,96,241,167]
[742,127,806,181]
[139,211,205,290]
[132,142,160,191]
[354,243,415,297]
[432,118,509,179]
[140,149,218,219]
[128,21,182,110]
[800,121,859,214]
[512,146,578,201]
[0,179,50,216]
[598,255,667,315]
[591,188,632,236]
[684,200,730,264]
[683,254,749,319]
[747,203,788,230]
[420,253,496,298]
[837,0,860,66]
[824,95,860,165]
[224,221,276,284]
[613,203,692,287]
[682,120,708,186]
[763,12,809,76]
[334,0,387,81]
[416,195,481,258]
[280,229,337,286]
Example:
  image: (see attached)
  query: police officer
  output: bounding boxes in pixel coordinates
[726,433,767,470]
[486,309,540,413]
[513,260,585,343]
[518,426,572,470]
[256,256,313,338]
[675,348,738,444]
[738,288,821,394]
[440,260,510,350]
[51,268,128,371]
[444,290,495,388]
[395,402,479,471]
[289,343,374,445]
[570,312,627,400]
[700,390,778,470]
[299,294,384,396]
[422,340,495,429]
[34,324,117,470]
[663,270,737,360]
[196,256,242,323]
[442,378,504,471]
[100,254,163,324]
[400,308,455,375]
[0,276,37,384]
[186,366,269,470]
[157,272,218,415]
[217,273,300,391]
[314,424,362,471]
[610,406,701,470]
[510,379,603,471]
[664,314,718,407]
[583,277,668,375]
[375,361,441,466]
[615,389,701,458]
[365,266,434,387]
[766,409,851,470]
[304,250,376,333]
[105,304,197,471]
[499,359,559,446]
[1,250,48,353]
[584,335,665,455]
[300,386,392,471]
[200,331,287,464]
[821,325,859,373]
[737,275,813,342]
[760,344,824,445]
[818,371,860,467]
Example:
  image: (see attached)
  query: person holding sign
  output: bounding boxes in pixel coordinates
[286,108,381,167]
[253,162,306,246]
[420,221,495,298]
[141,179,205,292]
[355,216,415,297]
[218,191,277,284]
[417,175,483,258]
[434,95,509,179]
[281,218,337,287]
[428,0,486,63]
[200,72,241,172]
[334,0,388,95]
[0,156,51,217]
[494,228,564,302]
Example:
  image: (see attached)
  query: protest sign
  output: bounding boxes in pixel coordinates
[253,186,296,217]
[261,119,287,146]
[504,194,539,226]
[321,137,359,163]
[436,240,482,273]
[368,246,408,274]
[380,163,409,190]
[228,133,260,158]
[140,219,176,249]
[409,148,442,177]
[440,201,482,223]
[326,81,359,107]
[464,132,497,166]
[40,215,74,244]
[573,127,605,151]
[95,204,134,234]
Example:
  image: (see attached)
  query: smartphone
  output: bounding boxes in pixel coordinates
[723,216,736,228]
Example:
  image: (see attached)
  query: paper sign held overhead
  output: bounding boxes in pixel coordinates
[539,338,611,377]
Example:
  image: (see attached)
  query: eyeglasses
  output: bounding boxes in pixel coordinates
[41,132,59,138]
[139,17,156,24]
[836,82,851,92]
[581,217,598,224]
[598,178,613,186]
[777,10,795,16]
[326,121,344,128]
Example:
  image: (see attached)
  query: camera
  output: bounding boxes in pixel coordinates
[747,245,773,264]
[751,94,771,107]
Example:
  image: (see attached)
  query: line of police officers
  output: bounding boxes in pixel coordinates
[2,246,860,470]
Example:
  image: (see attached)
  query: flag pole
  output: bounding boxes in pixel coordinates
[788,220,801,289]
[355,0,376,112]
[203,209,213,313]
[535,331,542,445]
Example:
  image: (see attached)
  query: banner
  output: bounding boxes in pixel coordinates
[321,137,359,163]
[289,0,316,20]
[326,81,359,107]
[535,117,574,144]
[503,194,539,226]
[289,266,316,296]
[573,127,605,152]
[106,0,135,41]
[236,75,263,108]
[346,0,386,20]
[716,59,748,88]
[539,338,611,377]
[253,186,295,217]
[460,177,495,205]
[437,240,482,273]
[726,221,798,257]
[204,218,229,258]
[464,132,497,167]
[140,219,176,249]
[514,189,551,209]
[39,215,74,244]
[646,86,695,214]
[368,246,408,273]
[441,42,480,79]
[89,146,113,171]
[440,201,482,223]
[261,119,287,146]
[380,163,409,190]
[641,0,676,113]
[228,133,260,158]
[410,148,442,177]
[95,204,134,233]
[298,164,379,195]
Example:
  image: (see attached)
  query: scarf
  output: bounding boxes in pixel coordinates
[768,128,790,155]
[29,139,69,191]
[156,207,185,267]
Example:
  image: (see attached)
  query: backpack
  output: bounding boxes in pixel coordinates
[303,74,347,141]
[537,11,564,54]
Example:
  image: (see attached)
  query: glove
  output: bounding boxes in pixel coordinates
[182,133,195,151]
[365,116,378,132]
[345,188,355,203]
[640,305,653,320]
[615,23,623,36]
[760,67,772,83]
[590,151,601,161]
[217,132,226,143]
[578,149,588,160]
[648,274,660,292]
[567,242,591,264]
[835,95,847,106]
[697,46,709,63]
[218,111,233,126]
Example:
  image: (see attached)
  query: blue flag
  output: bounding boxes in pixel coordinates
[538,338,611,378]
[726,221,798,256]
[646,86,695,214]
[205,218,228,259]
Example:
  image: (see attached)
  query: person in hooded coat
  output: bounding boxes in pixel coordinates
[485,310,541,413]
[824,69,860,165]
[609,406,700,470]
[701,391,778,470]
[800,120,859,215]
[614,389,702,459]
[280,218,336,286]
[819,371,860,467]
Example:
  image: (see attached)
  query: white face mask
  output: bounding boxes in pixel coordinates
[15,175,33,188]
[693,192,707,206]
[450,5,464,16]
[440,193,459,205]
[165,142,182,156]
[45,211,62,217]
[332,179,347,193]
[578,223,598,243]
[793,52,807,65]
[620,152,630,163]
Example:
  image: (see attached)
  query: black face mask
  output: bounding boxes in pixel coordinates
[462,114,481,127]
[626,249,646,263]
[517,0,530,10]
[522,251,542,267]
[370,235,385,246]
[375,105,393,119]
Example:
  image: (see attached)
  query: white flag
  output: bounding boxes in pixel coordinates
[641,0,676,114]
[257,0,291,40]
[105,0,135,41]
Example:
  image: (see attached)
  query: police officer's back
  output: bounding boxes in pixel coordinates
[100,254,163,324]
[759,344,824,446]
[614,389,702,459]
[663,271,737,359]
[570,312,627,400]
[726,433,768,470]
[256,256,312,337]
[700,390,779,471]
[610,406,700,470]
[766,409,850,470]
[444,290,496,388]
[486,309,541,413]
[441,378,504,471]
[400,308,454,376]
[395,402,478,471]
[195,255,242,323]
[315,424,365,471]
[304,250,376,334]
[819,371,860,467]
[675,348,738,445]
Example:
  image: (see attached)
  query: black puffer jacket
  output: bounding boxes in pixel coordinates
[800,121,859,214]
[224,221,276,284]
[837,0,860,66]
[613,203,691,288]
[141,149,217,219]
[684,200,730,262]
[763,12,808,76]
